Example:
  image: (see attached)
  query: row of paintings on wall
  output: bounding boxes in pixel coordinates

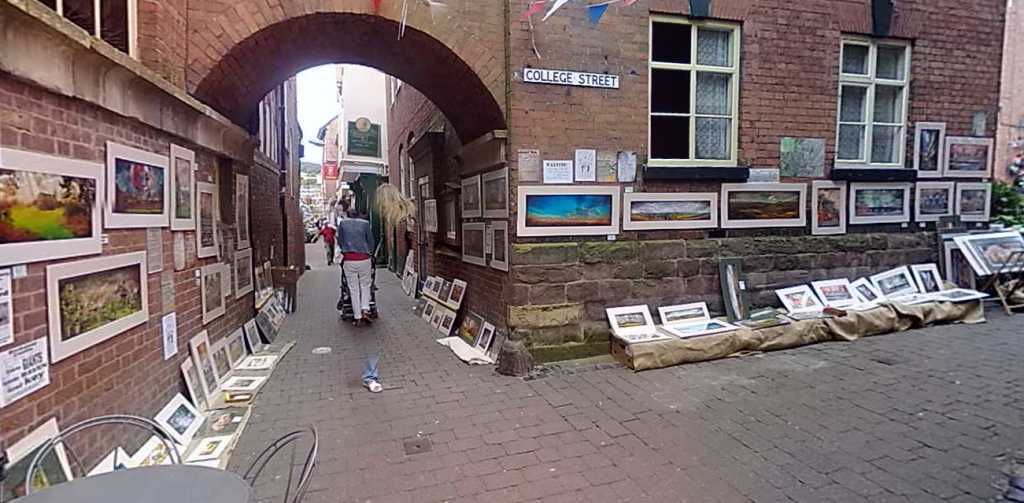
[461,167,509,220]
[514,182,991,237]
[461,221,509,271]
[0,144,251,268]
[913,123,994,179]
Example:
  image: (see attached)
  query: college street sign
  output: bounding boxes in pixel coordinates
[522,68,620,89]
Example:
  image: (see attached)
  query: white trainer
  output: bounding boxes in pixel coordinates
[366,380,383,393]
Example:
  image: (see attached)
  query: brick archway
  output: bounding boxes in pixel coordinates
[190,8,506,142]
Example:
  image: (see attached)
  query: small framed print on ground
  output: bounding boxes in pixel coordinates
[462,223,487,266]
[481,167,509,219]
[461,175,482,219]
[955,183,991,222]
[720,183,807,229]
[810,279,859,309]
[851,278,885,303]
[942,240,977,289]
[517,185,621,237]
[154,393,204,446]
[915,181,955,222]
[849,183,912,225]
[180,358,207,412]
[105,142,170,228]
[913,122,946,178]
[188,331,221,404]
[185,435,233,463]
[718,258,747,321]
[622,192,719,230]
[944,136,993,178]
[447,279,467,309]
[870,266,919,299]
[488,221,510,272]
[811,181,846,235]
[775,285,825,313]
[605,305,656,337]
[910,263,944,293]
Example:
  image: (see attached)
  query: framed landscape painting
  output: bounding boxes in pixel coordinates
[0,148,104,266]
[235,174,250,250]
[915,181,955,222]
[234,247,254,299]
[913,122,945,178]
[955,182,991,222]
[622,192,718,230]
[105,142,169,228]
[462,222,487,267]
[461,175,482,219]
[849,183,911,224]
[517,185,620,237]
[196,181,219,258]
[169,144,195,231]
[46,252,148,363]
[811,181,846,235]
[720,183,807,228]
[482,168,509,219]
[201,263,226,324]
[944,137,993,178]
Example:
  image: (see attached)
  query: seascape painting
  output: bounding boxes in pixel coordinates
[174,157,192,220]
[525,194,612,227]
[816,188,841,227]
[0,169,95,244]
[630,200,712,222]
[727,191,800,221]
[113,158,165,214]
[57,264,143,342]
[854,188,905,217]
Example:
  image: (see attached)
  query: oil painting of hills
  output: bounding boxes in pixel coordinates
[727,191,800,220]
[0,168,95,244]
[630,200,712,222]
[525,194,612,227]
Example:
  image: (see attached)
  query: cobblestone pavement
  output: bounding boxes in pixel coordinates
[229,246,1024,502]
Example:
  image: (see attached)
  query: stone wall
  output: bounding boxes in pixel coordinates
[509,233,937,361]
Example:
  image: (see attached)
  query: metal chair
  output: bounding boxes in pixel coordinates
[242,427,318,503]
[25,414,182,495]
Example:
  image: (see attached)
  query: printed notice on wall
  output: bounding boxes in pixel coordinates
[517,149,542,182]
[173,232,186,271]
[162,312,177,360]
[146,228,164,274]
[617,151,637,182]
[0,338,50,408]
[0,269,12,348]
[161,270,176,314]
[543,160,574,184]
[574,149,596,182]
[596,151,617,182]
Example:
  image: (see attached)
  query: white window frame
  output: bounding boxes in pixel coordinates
[836,36,911,168]
[648,15,741,168]
[51,0,138,58]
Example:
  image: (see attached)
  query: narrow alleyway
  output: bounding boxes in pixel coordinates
[229,245,1023,503]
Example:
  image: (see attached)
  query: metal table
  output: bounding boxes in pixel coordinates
[14,465,251,503]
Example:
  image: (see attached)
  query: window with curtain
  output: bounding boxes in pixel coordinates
[836,38,911,167]
[41,0,136,57]
[649,16,740,166]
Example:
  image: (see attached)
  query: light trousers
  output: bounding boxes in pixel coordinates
[342,258,372,319]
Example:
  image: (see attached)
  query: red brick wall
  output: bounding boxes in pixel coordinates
[136,0,187,87]
[251,156,286,268]
[0,74,256,463]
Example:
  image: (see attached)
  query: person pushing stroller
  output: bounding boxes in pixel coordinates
[338,207,375,327]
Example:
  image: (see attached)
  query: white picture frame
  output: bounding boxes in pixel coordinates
[185,435,233,463]
[201,263,226,324]
[237,354,277,371]
[851,277,885,303]
[226,328,247,367]
[481,167,509,219]
[931,288,988,303]
[720,183,807,229]
[517,185,621,237]
[195,181,219,259]
[944,136,994,178]
[462,222,487,266]
[242,318,264,354]
[849,183,912,224]
[188,331,221,401]
[659,319,739,340]
[461,175,482,219]
[955,182,992,222]
[775,285,825,313]
[477,322,497,352]
[489,221,510,272]
[129,436,174,467]
[915,181,955,222]
[870,266,919,298]
[221,375,266,392]
[105,142,170,228]
[657,302,710,325]
[423,199,439,233]
[235,174,251,250]
[953,231,1024,276]
[437,308,457,336]
[5,418,74,493]
[622,192,719,230]
[180,357,207,412]
[46,251,149,363]
[234,247,255,299]
[0,148,104,266]
[910,263,944,293]
[153,393,205,446]
[605,305,656,337]
[169,144,196,231]
[421,300,436,323]
[942,239,977,289]
[811,181,847,235]
[810,279,859,308]
[446,278,467,309]
[88,447,133,475]
[913,122,946,178]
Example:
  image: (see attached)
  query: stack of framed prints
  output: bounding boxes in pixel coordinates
[953,231,1024,276]
[656,303,738,340]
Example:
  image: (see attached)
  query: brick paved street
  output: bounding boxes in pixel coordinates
[229,246,1024,502]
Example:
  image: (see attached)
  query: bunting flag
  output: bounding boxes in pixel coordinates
[623,0,639,5]
[522,0,546,21]
[542,0,572,21]
[587,3,610,24]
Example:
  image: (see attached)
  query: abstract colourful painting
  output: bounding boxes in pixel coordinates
[811,181,846,235]
[518,186,620,237]
[106,142,169,228]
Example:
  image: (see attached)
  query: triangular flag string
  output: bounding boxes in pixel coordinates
[542,0,572,21]
[522,0,546,21]
[587,3,610,25]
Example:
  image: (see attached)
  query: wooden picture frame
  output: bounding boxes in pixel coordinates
[913,122,945,178]
[235,174,251,250]
[461,175,482,219]
[955,182,991,222]
[196,181,219,258]
[153,393,204,446]
[481,167,509,219]
[105,141,170,228]
[188,331,221,406]
[720,183,807,229]
[517,185,621,237]
[0,148,105,266]
[488,221,510,271]
[915,181,955,222]
[811,181,847,235]
[622,192,719,230]
[944,136,993,178]
[234,247,254,299]
[201,263,226,324]
[169,144,196,231]
[462,222,487,266]
[848,183,912,224]
[46,252,149,363]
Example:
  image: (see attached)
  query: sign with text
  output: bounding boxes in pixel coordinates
[347,118,382,158]
[0,338,49,408]
[322,161,339,180]
[523,68,620,89]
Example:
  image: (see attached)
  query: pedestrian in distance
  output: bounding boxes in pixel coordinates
[317,223,337,265]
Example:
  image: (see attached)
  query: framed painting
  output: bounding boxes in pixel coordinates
[848,183,912,224]
[423,199,438,233]
[913,122,945,178]
[489,221,510,272]
[0,148,104,266]
[201,263,226,324]
[210,338,232,383]
[130,436,175,467]
[622,192,718,230]
[222,375,266,392]
[422,300,436,322]
[196,181,219,258]
[462,222,487,267]
[775,285,825,313]
[105,142,169,228]
[720,183,807,229]
[477,322,496,352]
[605,305,656,337]
[87,447,132,476]
[154,393,204,446]
[850,277,885,303]
[457,311,484,346]
[2,418,73,500]
[660,319,739,340]
[235,174,251,250]
[169,144,196,230]
[430,305,445,329]
[188,331,221,400]
[953,231,1024,275]
[942,240,977,289]
[810,279,859,308]
[438,308,457,336]
[180,357,208,412]
[185,435,233,463]
[811,181,846,235]
[481,168,509,219]
[955,182,991,222]
[944,136,993,178]
[46,251,148,363]
[242,318,264,354]
[461,175,482,219]
[915,181,955,222]
[910,263,944,293]
[517,185,621,237]
[870,266,919,298]
[226,329,247,367]
[447,279,467,309]
[234,247,254,299]
[718,258,747,321]
[657,302,710,326]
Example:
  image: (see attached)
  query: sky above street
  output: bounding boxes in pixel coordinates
[297,64,338,163]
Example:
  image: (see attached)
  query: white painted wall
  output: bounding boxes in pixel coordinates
[340,65,389,170]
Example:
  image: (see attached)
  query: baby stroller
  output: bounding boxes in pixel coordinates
[337,248,380,321]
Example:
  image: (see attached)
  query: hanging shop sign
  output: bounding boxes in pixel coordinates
[522,68,620,89]
[323,161,340,180]
[347,118,382,158]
